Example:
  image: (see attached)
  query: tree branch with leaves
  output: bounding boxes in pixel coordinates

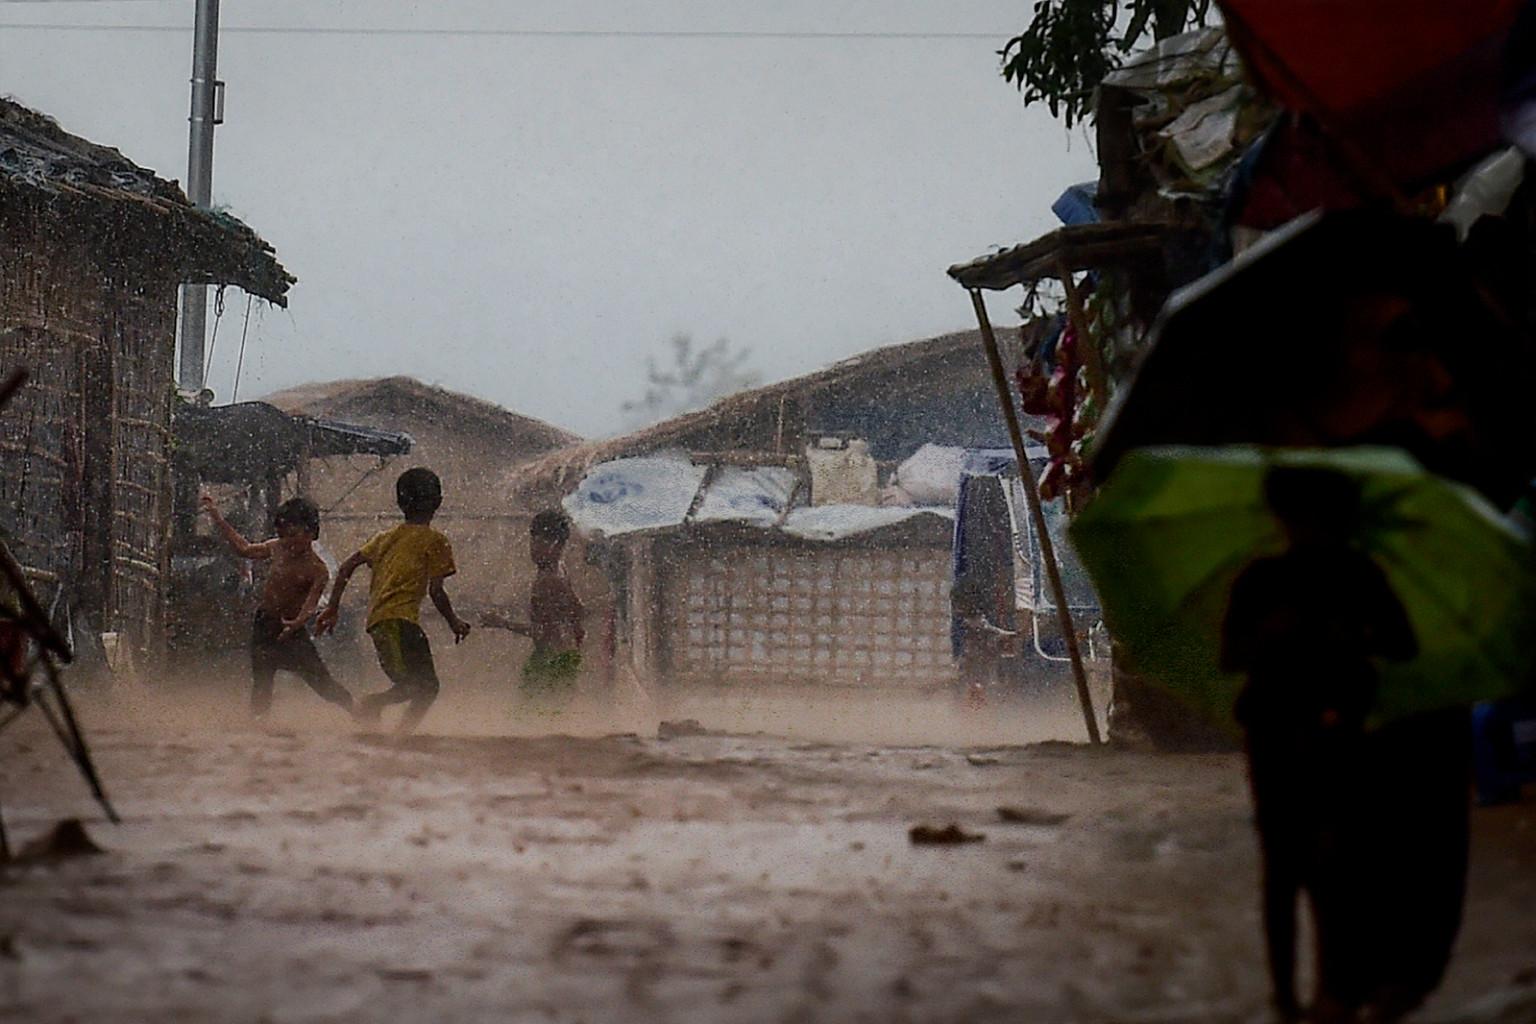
[1000,0,1213,126]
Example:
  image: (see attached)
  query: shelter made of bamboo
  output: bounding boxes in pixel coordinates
[512,330,1021,693]
[0,98,292,664]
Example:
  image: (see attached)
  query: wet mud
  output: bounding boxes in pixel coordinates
[0,684,1532,1023]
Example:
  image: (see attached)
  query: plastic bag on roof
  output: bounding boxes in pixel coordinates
[895,444,967,506]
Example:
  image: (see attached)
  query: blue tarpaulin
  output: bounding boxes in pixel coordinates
[950,447,1098,657]
[1051,182,1100,227]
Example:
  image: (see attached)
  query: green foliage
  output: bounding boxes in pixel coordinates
[1001,0,1213,127]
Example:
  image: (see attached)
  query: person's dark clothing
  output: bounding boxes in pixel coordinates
[249,609,354,716]
[1221,543,1467,1019]
[1222,545,1416,722]
[361,618,440,733]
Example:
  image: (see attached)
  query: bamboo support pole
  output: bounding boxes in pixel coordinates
[1057,263,1110,419]
[0,539,72,662]
[969,290,1101,744]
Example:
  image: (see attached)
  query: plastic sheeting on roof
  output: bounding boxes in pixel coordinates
[1096,27,1261,200]
[1101,28,1236,92]
[563,456,951,541]
[562,455,707,537]
[693,466,798,526]
[1051,183,1101,227]
[779,505,952,542]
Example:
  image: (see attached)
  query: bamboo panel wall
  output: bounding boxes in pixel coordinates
[0,236,90,592]
[659,541,956,688]
[107,276,175,659]
[0,325,84,587]
[1,212,178,661]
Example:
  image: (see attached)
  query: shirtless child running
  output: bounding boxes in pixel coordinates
[202,494,355,719]
[481,509,586,716]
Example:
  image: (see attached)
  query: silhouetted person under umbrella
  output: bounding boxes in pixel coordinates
[1221,466,1470,1022]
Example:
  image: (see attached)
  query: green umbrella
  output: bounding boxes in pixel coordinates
[1069,445,1536,727]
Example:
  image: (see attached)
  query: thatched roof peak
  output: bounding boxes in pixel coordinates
[262,376,580,453]
[509,329,991,500]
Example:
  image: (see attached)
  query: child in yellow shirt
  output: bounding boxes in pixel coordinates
[316,468,470,733]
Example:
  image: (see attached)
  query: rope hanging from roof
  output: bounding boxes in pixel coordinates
[202,284,226,385]
[230,295,253,403]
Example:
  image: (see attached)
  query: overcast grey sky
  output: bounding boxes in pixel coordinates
[0,0,1097,436]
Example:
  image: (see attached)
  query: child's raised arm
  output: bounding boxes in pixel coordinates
[314,550,367,636]
[200,495,272,560]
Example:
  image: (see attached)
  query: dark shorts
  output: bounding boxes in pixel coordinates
[252,610,326,679]
[250,610,352,712]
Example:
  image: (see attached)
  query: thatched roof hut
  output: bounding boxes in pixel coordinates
[504,329,1028,692]
[0,97,291,662]
[265,376,574,453]
[510,329,1010,507]
[265,376,578,516]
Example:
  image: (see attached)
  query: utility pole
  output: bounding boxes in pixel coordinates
[177,0,222,393]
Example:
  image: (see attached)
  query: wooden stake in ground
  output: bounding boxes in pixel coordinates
[969,290,1101,745]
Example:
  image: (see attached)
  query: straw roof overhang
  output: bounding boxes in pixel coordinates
[0,98,293,304]
[510,330,989,499]
[264,376,580,452]
[173,401,413,484]
[946,222,1172,292]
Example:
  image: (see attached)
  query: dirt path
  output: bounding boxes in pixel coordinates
[1,692,1533,1023]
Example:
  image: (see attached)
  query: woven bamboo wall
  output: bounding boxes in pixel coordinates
[0,209,178,660]
[0,325,84,588]
[657,539,955,689]
[106,274,176,659]
[0,226,90,592]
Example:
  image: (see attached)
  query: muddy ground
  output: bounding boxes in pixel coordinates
[1,680,1534,1024]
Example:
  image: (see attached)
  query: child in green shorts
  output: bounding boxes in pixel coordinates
[316,468,470,733]
[481,509,586,714]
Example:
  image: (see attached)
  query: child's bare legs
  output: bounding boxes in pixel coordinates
[250,614,281,717]
[357,679,439,733]
[250,665,277,718]
[393,685,439,734]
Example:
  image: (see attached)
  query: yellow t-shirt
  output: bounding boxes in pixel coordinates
[359,523,457,629]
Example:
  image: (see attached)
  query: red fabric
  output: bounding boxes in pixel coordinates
[1220,0,1525,185]
[1235,117,1366,230]
[0,621,27,685]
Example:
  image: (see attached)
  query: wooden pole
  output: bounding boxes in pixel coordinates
[969,290,1101,744]
[296,424,313,498]
[0,539,72,662]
